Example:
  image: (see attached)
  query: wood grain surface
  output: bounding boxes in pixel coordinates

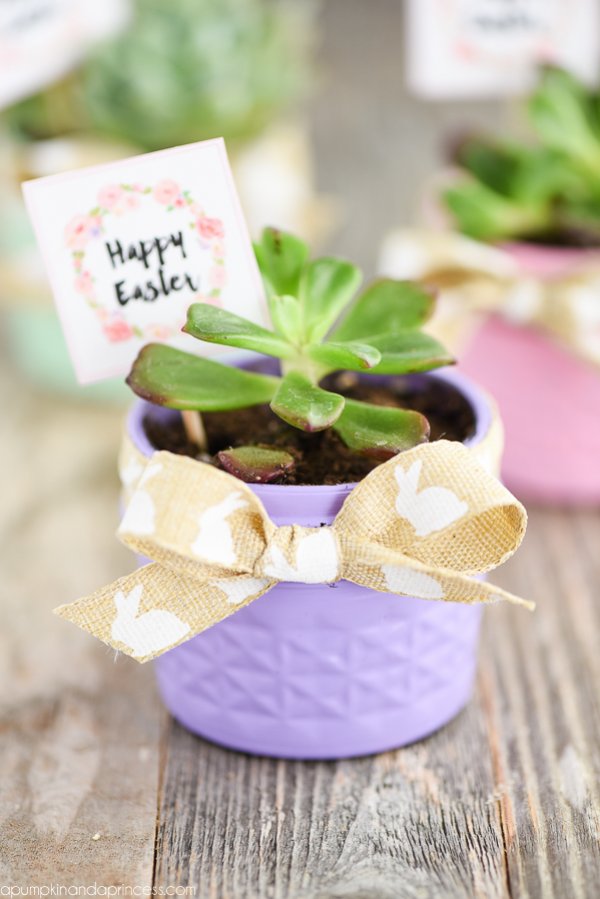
[1,1,599,895]
[149,514,600,899]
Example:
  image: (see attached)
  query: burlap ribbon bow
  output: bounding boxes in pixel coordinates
[55,439,532,662]
[380,229,600,367]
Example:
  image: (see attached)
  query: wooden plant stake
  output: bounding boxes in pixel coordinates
[181,410,208,453]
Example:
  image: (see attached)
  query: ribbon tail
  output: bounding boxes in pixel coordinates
[54,563,275,663]
[343,552,534,611]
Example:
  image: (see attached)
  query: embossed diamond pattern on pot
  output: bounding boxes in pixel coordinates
[159,605,480,723]
[283,676,349,719]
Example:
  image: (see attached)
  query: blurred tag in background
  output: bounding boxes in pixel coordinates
[406,0,600,99]
[0,0,130,109]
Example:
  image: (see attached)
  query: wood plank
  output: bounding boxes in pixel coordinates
[0,660,163,885]
[0,356,162,886]
[154,698,509,899]
[487,509,600,899]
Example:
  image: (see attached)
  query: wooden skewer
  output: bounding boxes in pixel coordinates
[181,410,208,453]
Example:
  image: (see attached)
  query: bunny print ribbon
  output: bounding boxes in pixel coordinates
[381,229,600,368]
[55,439,532,663]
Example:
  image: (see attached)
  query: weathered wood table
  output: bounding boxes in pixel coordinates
[1,344,599,898]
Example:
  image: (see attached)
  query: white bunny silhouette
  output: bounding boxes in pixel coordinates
[263,528,339,583]
[120,463,163,536]
[394,460,467,537]
[119,456,144,489]
[110,585,190,658]
[191,492,248,565]
[213,576,272,605]
[382,564,444,599]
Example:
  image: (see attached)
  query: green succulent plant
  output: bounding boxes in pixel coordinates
[6,0,312,150]
[444,66,600,245]
[127,228,453,478]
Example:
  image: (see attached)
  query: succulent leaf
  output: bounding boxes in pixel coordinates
[184,303,293,358]
[456,137,524,196]
[254,227,309,298]
[333,398,430,460]
[332,279,435,342]
[267,293,304,343]
[367,333,454,375]
[443,179,553,243]
[125,227,454,461]
[11,0,314,150]
[217,446,295,483]
[529,66,600,178]
[307,340,381,374]
[127,343,278,410]
[300,257,362,342]
[445,67,600,242]
[270,371,345,432]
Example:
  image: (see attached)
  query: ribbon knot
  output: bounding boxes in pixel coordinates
[257,525,341,584]
[55,438,533,663]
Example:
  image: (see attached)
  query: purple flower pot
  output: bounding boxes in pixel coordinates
[127,367,494,758]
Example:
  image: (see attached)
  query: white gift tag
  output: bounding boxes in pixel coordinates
[406,0,600,99]
[23,138,268,384]
[0,0,130,109]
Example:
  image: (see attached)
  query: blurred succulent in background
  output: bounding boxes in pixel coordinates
[5,0,314,150]
[0,0,327,402]
[127,228,453,480]
[443,66,600,246]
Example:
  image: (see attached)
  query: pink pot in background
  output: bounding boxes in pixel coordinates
[458,242,600,505]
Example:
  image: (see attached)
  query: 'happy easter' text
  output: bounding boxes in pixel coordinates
[105,231,200,305]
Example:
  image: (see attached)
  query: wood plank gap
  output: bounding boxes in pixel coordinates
[151,709,171,893]
[479,665,515,899]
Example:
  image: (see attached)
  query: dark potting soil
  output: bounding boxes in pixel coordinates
[508,230,600,249]
[143,373,476,486]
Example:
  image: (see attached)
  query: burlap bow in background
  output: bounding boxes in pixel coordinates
[379,229,600,367]
[55,440,532,662]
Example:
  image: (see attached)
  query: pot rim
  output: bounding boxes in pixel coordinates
[127,365,492,498]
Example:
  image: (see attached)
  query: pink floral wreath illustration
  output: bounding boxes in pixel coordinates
[64,179,226,344]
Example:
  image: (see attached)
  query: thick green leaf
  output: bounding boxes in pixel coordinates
[443,180,552,242]
[267,293,303,343]
[254,227,309,297]
[308,340,381,374]
[300,257,362,342]
[529,66,600,178]
[218,446,295,483]
[332,279,436,342]
[460,139,578,204]
[367,333,454,374]
[457,137,523,196]
[333,398,430,460]
[510,147,584,204]
[126,344,279,410]
[184,303,293,359]
[270,371,345,432]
